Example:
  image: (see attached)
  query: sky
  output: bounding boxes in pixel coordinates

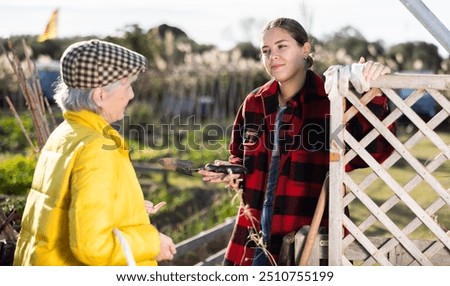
[0,0,449,57]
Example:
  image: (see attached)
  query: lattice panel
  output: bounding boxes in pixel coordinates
[328,73,450,266]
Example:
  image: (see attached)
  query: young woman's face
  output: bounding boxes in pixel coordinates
[99,78,135,123]
[261,27,308,84]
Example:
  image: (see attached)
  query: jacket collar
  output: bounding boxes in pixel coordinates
[63,109,130,156]
[256,70,327,118]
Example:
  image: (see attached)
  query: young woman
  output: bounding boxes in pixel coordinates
[199,18,394,266]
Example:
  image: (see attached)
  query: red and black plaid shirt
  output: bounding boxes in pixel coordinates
[224,70,395,265]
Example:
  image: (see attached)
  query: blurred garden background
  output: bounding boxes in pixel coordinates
[1,3,449,264]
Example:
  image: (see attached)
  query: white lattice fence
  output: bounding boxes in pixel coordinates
[328,72,450,266]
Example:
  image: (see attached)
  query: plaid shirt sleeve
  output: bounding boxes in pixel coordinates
[229,102,245,165]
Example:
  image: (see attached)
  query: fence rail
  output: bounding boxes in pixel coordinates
[167,217,235,266]
[174,217,234,258]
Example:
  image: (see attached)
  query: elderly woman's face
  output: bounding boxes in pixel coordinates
[99,78,134,123]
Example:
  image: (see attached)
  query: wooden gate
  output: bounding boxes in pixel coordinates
[327,69,450,265]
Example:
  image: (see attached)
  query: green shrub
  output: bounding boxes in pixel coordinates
[0,114,35,153]
[0,154,36,196]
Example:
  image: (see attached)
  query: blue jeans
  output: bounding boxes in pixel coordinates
[252,153,280,266]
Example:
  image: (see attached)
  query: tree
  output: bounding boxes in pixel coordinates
[323,26,385,64]
[388,41,442,72]
[233,42,259,61]
[105,24,159,68]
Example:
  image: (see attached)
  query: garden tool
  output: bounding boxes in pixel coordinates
[298,173,329,266]
[158,157,247,176]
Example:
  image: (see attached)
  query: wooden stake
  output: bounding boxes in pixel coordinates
[299,173,329,266]
[1,38,52,150]
[5,96,39,153]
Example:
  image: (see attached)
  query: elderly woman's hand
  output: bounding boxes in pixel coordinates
[156,232,177,261]
[359,57,391,97]
[144,200,166,215]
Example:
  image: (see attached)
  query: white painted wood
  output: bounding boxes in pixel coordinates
[344,131,450,249]
[328,72,450,266]
[342,216,393,265]
[382,88,450,160]
[343,151,447,251]
[371,74,450,90]
[345,91,450,207]
[328,75,346,266]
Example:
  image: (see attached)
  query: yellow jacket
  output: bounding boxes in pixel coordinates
[14,110,160,265]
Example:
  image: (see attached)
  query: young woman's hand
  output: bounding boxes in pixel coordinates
[359,57,391,81]
[359,57,391,96]
[198,160,243,190]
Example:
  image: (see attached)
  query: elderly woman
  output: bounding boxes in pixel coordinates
[14,39,176,266]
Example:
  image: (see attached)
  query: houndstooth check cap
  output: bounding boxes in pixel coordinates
[60,39,148,88]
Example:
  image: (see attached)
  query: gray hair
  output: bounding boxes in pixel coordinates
[53,75,136,113]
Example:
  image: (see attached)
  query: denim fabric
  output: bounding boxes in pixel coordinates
[252,106,286,266]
